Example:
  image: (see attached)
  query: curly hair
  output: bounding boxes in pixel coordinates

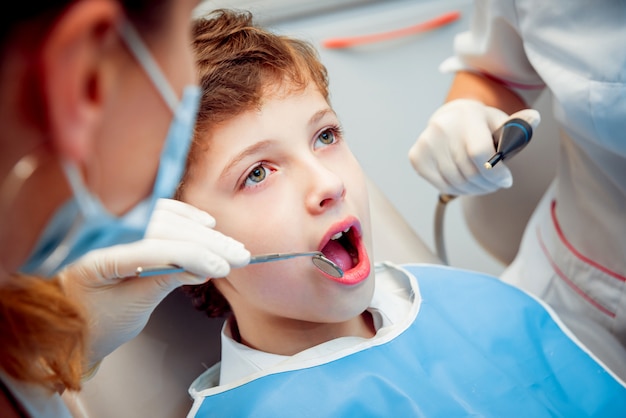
[178,9,330,318]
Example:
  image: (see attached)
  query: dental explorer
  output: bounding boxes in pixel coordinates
[135,251,344,279]
[434,109,541,265]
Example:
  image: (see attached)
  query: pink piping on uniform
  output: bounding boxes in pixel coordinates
[535,200,619,318]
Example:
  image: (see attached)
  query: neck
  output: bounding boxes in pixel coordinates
[231,310,376,356]
[0,147,69,274]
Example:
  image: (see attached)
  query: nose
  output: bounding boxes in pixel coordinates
[305,163,346,214]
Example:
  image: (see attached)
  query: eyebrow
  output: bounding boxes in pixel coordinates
[309,108,336,127]
[218,107,337,181]
[219,140,274,182]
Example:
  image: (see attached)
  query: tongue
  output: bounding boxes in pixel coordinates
[321,240,354,272]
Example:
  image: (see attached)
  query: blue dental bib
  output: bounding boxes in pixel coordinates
[188,264,626,417]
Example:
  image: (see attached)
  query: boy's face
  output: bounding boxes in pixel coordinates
[183,85,374,328]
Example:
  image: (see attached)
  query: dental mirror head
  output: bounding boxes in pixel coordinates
[311,253,344,278]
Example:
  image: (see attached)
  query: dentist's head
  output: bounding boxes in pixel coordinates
[0,0,201,400]
[2,0,200,276]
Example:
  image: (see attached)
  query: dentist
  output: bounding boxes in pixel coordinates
[408,0,626,380]
[0,1,249,416]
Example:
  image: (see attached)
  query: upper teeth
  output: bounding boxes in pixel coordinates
[331,228,350,241]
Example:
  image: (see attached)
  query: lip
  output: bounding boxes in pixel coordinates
[317,216,370,285]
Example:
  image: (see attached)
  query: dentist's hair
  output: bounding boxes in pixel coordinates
[178,9,330,318]
[1,0,170,55]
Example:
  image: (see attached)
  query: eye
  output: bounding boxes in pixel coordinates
[241,163,270,189]
[314,126,341,149]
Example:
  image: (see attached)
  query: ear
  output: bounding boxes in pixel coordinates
[41,0,123,164]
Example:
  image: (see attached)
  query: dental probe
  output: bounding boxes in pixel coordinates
[134,251,344,279]
[434,109,541,265]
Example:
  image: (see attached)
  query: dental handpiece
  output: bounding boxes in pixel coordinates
[134,251,344,279]
[434,108,541,265]
[484,109,541,169]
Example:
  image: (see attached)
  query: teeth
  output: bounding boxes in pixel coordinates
[330,227,351,241]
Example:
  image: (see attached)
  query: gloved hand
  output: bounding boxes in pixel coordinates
[409,99,517,195]
[58,198,250,369]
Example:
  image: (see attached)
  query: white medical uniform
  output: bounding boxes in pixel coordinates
[441,0,626,379]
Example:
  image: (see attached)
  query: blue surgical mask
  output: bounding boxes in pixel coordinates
[20,20,200,276]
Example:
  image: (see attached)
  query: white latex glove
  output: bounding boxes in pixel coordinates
[409,99,540,196]
[58,198,250,368]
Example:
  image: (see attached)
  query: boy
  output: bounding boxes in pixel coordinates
[176,9,626,417]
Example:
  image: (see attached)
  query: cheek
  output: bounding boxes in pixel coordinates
[218,199,301,253]
[335,151,367,193]
[220,215,275,252]
[225,263,312,310]
[341,158,370,218]
[183,191,261,245]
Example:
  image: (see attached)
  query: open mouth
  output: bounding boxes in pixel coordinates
[320,226,359,273]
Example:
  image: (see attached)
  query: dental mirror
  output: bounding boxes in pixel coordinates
[249,251,343,278]
[135,251,344,278]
